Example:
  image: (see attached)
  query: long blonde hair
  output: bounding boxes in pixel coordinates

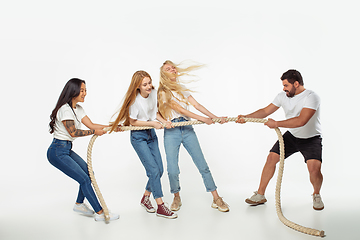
[158,60,204,120]
[110,70,154,132]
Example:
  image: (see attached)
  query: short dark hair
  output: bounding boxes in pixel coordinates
[281,69,303,86]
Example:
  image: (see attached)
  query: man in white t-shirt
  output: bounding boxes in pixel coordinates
[237,69,324,211]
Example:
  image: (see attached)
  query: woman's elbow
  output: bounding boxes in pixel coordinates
[192,103,201,110]
[69,132,77,138]
[178,108,187,115]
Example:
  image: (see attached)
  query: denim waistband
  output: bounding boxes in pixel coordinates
[131,128,154,133]
[130,128,156,138]
[52,138,72,144]
[171,117,188,123]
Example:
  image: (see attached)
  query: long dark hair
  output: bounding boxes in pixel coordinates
[49,78,86,134]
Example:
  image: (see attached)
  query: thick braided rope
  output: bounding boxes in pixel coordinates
[273,127,325,237]
[87,134,111,222]
[101,117,239,132]
[87,117,325,236]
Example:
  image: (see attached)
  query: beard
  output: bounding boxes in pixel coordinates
[285,85,296,98]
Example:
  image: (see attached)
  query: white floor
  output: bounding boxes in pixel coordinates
[1,126,359,240]
[2,181,357,240]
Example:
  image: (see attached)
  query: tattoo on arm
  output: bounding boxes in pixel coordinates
[63,120,95,137]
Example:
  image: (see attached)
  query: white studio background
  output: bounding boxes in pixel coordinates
[1,1,359,240]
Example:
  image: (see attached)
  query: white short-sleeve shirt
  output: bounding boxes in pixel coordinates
[169,84,191,120]
[53,103,86,141]
[129,90,157,122]
[272,89,321,138]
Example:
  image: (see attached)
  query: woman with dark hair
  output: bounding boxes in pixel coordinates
[47,78,119,221]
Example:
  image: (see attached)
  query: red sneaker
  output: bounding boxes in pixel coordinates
[140,195,155,213]
[156,203,178,219]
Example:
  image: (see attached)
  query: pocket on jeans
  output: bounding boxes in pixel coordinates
[131,132,146,142]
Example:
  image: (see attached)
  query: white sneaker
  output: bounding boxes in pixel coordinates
[245,191,267,205]
[312,194,324,210]
[73,203,94,216]
[94,212,120,221]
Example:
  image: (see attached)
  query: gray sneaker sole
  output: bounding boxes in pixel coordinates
[313,206,324,210]
[245,198,267,205]
[73,209,95,216]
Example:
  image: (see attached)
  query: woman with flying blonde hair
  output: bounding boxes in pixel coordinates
[110,70,177,219]
[158,60,230,212]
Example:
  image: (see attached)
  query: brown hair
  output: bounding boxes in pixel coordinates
[110,71,153,132]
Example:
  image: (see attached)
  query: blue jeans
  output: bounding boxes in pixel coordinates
[130,129,164,199]
[164,117,217,194]
[47,138,102,213]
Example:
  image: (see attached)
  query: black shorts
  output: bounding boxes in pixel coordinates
[270,131,322,163]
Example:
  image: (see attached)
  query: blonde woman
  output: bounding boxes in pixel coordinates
[110,71,177,219]
[158,60,229,212]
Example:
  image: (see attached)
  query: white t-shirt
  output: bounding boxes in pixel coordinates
[129,90,157,121]
[169,84,191,120]
[53,103,87,141]
[272,89,321,138]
